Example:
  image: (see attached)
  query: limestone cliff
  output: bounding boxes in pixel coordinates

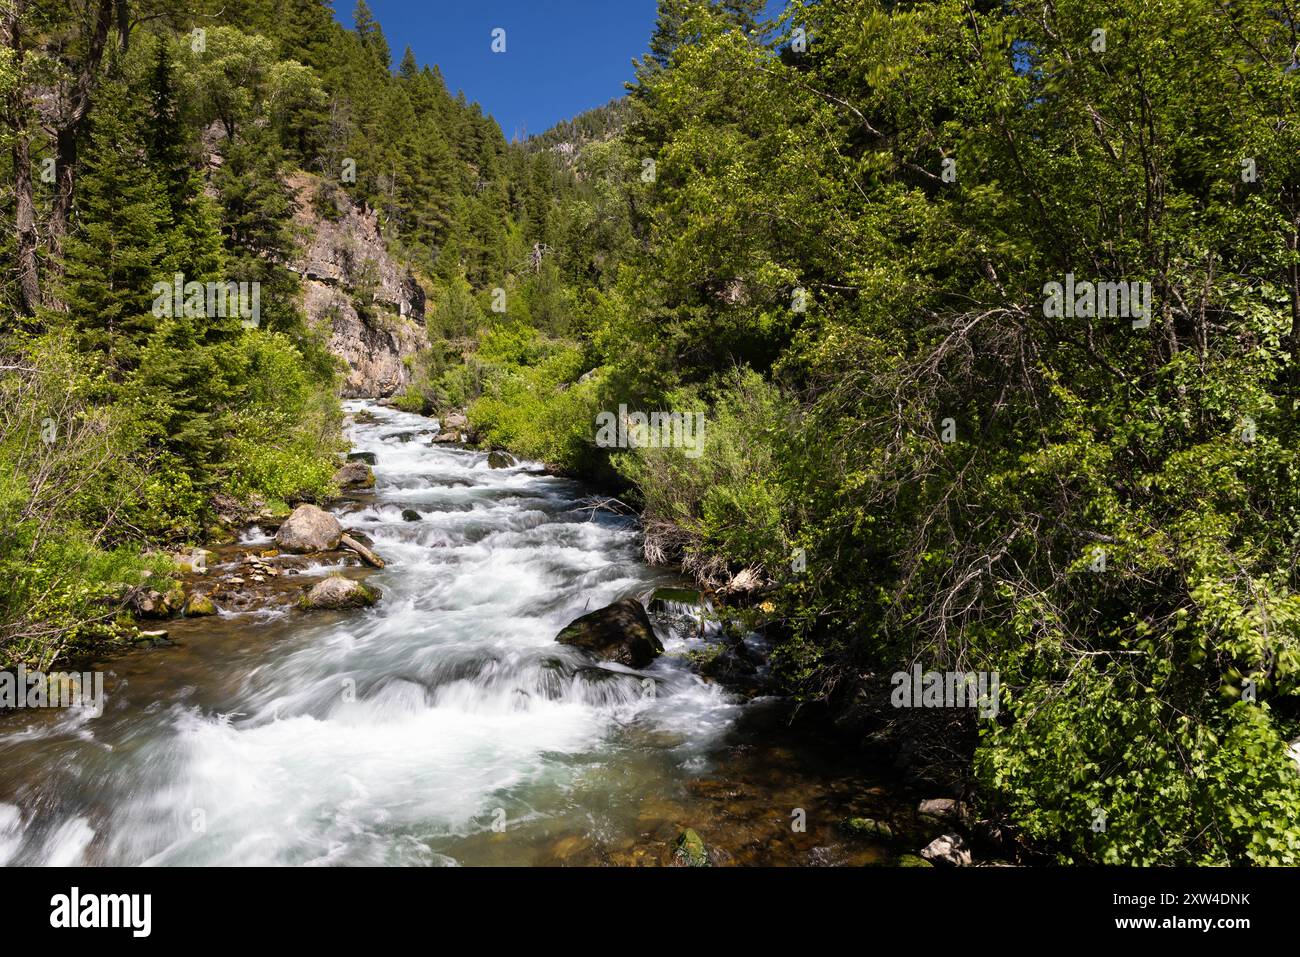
[285,171,427,398]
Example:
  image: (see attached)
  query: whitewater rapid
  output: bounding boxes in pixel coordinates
[0,402,744,866]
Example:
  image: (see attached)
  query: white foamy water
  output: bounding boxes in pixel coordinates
[0,402,742,866]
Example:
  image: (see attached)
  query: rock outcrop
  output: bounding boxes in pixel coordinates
[287,172,427,398]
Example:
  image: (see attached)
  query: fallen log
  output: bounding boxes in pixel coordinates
[340,533,385,569]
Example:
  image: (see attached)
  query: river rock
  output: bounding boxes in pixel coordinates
[299,576,380,611]
[274,504,343,553]
[555,598,663,668]
[918,797,962,821]
[347,451,377,465]
[333,461,375,488]
[672,828,710,867]
[441,411,468,430]
[133,584,185,619]
[487,450,516,469]
[920,832,971,867]
[844,817,894,840]
[401,509,422,522]
[184,594,217,616]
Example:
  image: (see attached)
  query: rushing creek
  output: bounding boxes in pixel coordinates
[0,402,905,866]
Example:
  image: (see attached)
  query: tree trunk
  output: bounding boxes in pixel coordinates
[3,0,39,315]
[44,0,117,273]
[12,130,40,315]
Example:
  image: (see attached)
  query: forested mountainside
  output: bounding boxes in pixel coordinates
[4,0,1300,866]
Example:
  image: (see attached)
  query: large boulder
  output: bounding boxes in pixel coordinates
[298,576,380,610]
[555,598,663,668]
[440,411,468,430]
[274,504,343,553]
[333,461,375,488]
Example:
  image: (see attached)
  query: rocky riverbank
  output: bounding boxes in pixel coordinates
[19,402,1021,868]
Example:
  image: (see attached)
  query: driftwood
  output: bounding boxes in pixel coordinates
[340,533,385,569]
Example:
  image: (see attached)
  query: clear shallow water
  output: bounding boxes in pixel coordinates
[0,403,895,866]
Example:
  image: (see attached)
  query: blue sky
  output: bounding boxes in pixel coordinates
[333,1,660,141]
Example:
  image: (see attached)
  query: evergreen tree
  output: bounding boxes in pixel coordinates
[60,82,172,373]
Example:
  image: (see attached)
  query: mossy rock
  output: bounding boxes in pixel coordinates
[673,828,710,867]
[648,586,703,615]
[185,594,217,616]
[487,450,516,469]
[897,854,933,868]
[844,817,894,840]
[332,461,375,489]
[298,576,380,611]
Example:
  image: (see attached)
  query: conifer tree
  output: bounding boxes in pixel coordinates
[59,82,172,373]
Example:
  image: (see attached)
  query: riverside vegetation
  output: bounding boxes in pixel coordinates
[3,0,1300,866]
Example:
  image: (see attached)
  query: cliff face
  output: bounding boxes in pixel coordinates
[286,171,427,398]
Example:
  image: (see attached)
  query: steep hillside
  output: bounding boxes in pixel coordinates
[287,172,427,398]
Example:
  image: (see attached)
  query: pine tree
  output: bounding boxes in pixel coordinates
[215,125,304,337]
[59,82,172,373]
[143,36,226,291]
[353,0,391,72]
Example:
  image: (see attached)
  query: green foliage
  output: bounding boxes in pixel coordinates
[1,16,347,666]
[468,331,602,469]
[7,0,1300,868]
[463,0,1300,865]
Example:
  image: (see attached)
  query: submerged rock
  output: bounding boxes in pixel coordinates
[672,828,710,867]
[555,598,663,668]
[299,576,380,611]
[487,450,516,469]
[647,586,703,615]
[274,504,343,553]
[401,508,422,522]
[844,817,894,840]
[333,461,376,488]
